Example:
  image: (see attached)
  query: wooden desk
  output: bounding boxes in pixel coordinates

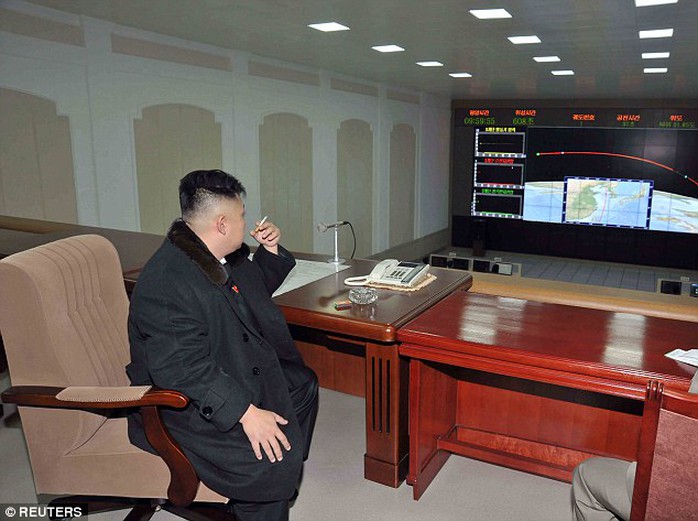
[273,261,472,487]
[0,228,57,258]
[397,291,697,499]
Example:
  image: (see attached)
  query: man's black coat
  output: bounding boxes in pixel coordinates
[127,220,304,502]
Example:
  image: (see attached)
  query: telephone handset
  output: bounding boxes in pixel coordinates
[344,259,430,288]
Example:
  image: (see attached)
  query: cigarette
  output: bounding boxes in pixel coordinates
[252,215,268,234]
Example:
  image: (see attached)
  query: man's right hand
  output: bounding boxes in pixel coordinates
[239,404,291,462]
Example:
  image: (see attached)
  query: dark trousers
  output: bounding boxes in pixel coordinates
[230,361,318,521]
[280,359,319,461]
[229,498,290,521]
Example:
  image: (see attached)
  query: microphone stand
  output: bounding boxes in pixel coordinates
[327,226,345,265]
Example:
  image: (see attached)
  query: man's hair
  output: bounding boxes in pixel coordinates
[179,169,246,220]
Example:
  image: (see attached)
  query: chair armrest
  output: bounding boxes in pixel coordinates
[1,385,188,409]
[660,387,698,417]
[1,384,199,507]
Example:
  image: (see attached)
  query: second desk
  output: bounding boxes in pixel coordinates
[397,291,697,499]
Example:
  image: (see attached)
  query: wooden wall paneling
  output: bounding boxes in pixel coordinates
[158,105,184,230]
[180,104,204,174]
[134,108,163,233]
[135,104,222,234]
[389,124,416,248]
[35,111,77,222]
[201,110,223,175]
[0,89,77,222]
[337,119,373,258]
[259,113,313,253]
[2,90,43,217]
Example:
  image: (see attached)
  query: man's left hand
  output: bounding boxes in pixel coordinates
[250,220,280,254]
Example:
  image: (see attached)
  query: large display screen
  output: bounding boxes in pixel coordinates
[452,105,698,269]
[470,125,698,234]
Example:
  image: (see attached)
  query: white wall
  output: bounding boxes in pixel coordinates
[0,0,451,255]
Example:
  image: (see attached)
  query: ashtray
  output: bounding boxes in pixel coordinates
[348,287,378,305]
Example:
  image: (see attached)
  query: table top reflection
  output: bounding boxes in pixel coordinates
[399,291,697,391]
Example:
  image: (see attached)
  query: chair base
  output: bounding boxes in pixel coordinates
[46,495,235,521]
[165,503,236,521]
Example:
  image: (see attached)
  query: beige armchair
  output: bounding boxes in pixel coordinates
[0,234,228,519]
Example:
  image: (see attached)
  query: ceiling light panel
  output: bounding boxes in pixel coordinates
[639,28,674,38]
[534,56,561,62]
[372,45,405,53]
[635,0,678,6]
[417,61,444,67]
[508,35,541,44]
[469,9,512,19]
[449,72,473,78]
[642,52,671,59]
[307,22,350,32]
[644,67,668,73]
[551,70,575,76]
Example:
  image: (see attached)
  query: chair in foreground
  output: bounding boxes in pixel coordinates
[0,235,229,520]
[629,379,698,521]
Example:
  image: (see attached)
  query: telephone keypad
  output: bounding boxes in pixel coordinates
[386,267,411,280]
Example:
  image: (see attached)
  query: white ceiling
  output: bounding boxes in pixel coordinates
[23,0,698,100]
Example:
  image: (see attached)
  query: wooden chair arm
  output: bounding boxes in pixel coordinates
[630,380,662,521]
[141,405,200,506]
[1,384,199,507]
[1,385,188,409]
[659,387,698,416]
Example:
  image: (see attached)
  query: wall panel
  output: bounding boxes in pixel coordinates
[134,104,222,234]
[0,88,77,223]
[337,119,373,258]
[389,123,416,248]
[259,113,313,253]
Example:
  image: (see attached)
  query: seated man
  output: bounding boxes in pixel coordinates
[127,169,318,521]
[571,371,698,521]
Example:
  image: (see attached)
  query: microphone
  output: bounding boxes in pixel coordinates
[317,221,348,233]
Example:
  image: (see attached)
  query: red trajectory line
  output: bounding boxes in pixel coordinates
[536,151,698,188]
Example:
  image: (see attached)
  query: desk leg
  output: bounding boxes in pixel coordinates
[363,342,409,487]
[407,359,457,500]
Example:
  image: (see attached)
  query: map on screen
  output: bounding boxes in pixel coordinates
[564,178,652,228]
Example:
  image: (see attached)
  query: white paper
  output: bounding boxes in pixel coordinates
[665,348,698,368]
[273,259,351,297]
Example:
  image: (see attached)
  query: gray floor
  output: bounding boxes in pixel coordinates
[0,371,571,521]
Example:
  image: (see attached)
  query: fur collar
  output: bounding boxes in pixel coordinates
[167,219,250,285]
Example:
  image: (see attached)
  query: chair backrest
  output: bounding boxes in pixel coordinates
[0,235,131,447]
[630,379,698,521]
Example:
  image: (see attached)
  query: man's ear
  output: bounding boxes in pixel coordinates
[216,213,227,235]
